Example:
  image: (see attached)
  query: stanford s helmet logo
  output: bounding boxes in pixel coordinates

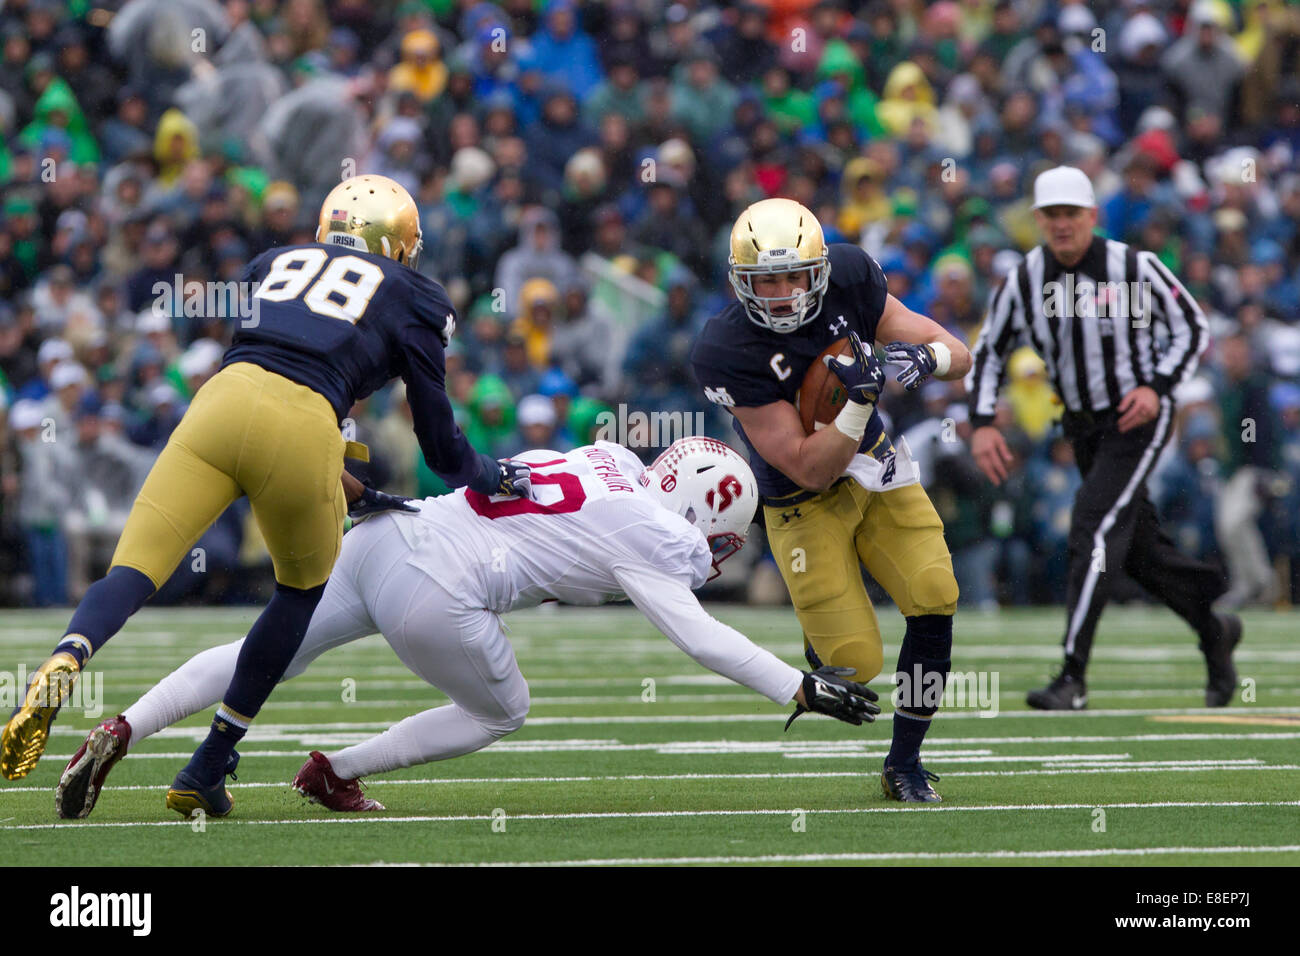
[705,475,743,512]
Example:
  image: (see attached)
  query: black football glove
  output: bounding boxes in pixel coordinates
[785,665,881,731]
[469,453,532,498]
[883,341,939,391]
[495,458,532,498]
[824,331,885,406]
[348,486,420,523]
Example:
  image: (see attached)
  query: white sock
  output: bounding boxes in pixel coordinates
[328,704,501,779]
[122,641,242,745]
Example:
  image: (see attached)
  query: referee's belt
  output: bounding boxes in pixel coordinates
[762,477,849,509]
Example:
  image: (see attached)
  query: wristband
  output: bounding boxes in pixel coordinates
[929,341,952,377]
[832,399,873,442]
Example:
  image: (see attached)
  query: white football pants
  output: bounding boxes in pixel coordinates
[122,514,531,779]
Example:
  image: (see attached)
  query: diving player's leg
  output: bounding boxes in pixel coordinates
[763,483,885,685]
[321,564,530,781]
[126,527,378,744]
[856,480,958,801]
[2,416,242,781]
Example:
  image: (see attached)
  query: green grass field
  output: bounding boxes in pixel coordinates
[2,605,1298,866]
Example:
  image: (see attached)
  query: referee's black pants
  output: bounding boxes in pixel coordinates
[1059,399,1226,673]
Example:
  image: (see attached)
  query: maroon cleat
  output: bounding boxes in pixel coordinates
[292,751,385,812]
[55,715,132,819]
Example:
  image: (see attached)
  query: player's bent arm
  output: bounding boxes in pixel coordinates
[612,563,804,705]
[731,401,859,494]
[398,323,498,492]
[875,294,972,381]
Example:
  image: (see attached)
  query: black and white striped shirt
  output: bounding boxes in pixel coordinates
[965,235,1208,427]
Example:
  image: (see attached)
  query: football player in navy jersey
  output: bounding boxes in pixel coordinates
[4,175,530,817]
[691,198,972,801]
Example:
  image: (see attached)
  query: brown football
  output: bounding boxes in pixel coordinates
[797,337,852,434]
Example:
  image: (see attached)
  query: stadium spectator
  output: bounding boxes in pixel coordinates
[11,397,71,606]
[494,206,577,317]
[1213,332,1281,607]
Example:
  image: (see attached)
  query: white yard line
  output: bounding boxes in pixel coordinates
[5,761,1293,795]
[28,749,1113,762]
[395,844,1300,866]
[40,706,1300,733]
[6,799,1298,831]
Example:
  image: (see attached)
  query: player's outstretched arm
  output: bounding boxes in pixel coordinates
[614,563,880,726]
[614,562,804,704]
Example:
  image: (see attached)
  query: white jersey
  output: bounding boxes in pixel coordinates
[382,441,801,704]
[393,442,708,612]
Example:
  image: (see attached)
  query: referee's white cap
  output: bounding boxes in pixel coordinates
[1031,166,1097,210]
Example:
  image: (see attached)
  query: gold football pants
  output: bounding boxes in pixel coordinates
[763,479,958,683]
[111,362,347,590]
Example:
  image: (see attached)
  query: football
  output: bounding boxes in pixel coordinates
[797,337,852,434]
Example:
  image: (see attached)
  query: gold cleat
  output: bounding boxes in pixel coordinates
[1,652,82,780]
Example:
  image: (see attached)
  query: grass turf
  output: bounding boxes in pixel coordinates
[1,605,1297,866]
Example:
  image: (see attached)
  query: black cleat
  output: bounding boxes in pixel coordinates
[1026,671,1088,710]
[881,763,942,802]
[1201,612,1242,708]
[166,751,241,819]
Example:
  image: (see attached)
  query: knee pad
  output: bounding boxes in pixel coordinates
[480,710,527,739]
[817,634,885,685]
[479,682,530,739]
[908,561,959,616]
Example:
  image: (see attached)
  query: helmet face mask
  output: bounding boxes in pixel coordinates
[316,174,424,270]
[729,257,830,333]
[642,437,759,581]
[705,531,745,581]
[728,198,831,334]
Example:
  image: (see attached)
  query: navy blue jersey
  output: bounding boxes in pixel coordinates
[690,243,890,500]
[223,242,479,487]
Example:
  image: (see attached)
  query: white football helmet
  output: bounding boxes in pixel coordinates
[641,437,759,580]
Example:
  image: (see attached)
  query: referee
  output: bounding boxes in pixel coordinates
[965,166,1241,710]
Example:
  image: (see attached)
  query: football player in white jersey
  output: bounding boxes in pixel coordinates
[55,438,879,818]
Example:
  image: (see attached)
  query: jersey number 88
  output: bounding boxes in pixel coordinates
[254,248,384,324]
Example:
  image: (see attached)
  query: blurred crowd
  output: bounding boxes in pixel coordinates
[0,0,1297,608]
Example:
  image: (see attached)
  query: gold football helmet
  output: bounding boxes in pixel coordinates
[316,174,423,269]
[728,198,831,333]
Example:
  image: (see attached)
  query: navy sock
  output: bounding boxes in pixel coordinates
[887,614,953,769]
[180,582,325,783]
[56,566,156,667]
[184,708,250,784]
